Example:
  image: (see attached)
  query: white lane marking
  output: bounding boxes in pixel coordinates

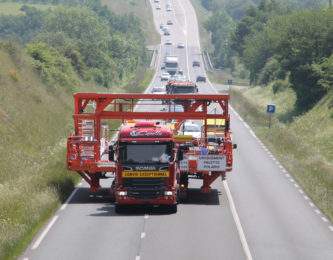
[32,216,59,250]
[141,232,146,239]
[285,173,291,177]
[315,209,321,215]
[60,187,79,211]
[309,202,315,207]
[321,217,328,223]
[249,129,256,138]
[135,256,140,260]
[289,178,295,183]
[23,258,29,260]
[298,189,304,194]
[294,183,299,188]
[144,214,149,219]
[243,122,250,129]
[329,226,333,232]
[223,180,253,260]
[304,195,309,200]
[282,169,286,173]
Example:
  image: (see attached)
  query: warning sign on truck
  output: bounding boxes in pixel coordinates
[197,155,226,171]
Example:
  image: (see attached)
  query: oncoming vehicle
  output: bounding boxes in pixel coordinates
[196,75,206,82]
[160,72,171,81]
[151,86,166,94]
[165,39,172,45]
[167,20,173,25]
[192,61,200,67]
[178,122,201,139]
[177,42,185,48]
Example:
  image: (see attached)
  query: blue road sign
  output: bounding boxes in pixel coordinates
[267,104,276,114]
[227,79,232,85]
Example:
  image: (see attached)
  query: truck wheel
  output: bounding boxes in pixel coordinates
[169,204,177,214]
[115,204,126,214]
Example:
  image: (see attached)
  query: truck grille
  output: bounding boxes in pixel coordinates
[123,178,166,199]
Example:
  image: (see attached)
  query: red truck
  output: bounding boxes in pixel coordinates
[67,93,235,213]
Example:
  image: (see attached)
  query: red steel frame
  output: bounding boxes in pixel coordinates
[67,93,232,193]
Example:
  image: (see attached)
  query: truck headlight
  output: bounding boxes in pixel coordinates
[117,191,127,196]
[164,191,174,196]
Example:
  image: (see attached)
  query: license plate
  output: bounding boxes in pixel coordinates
[122,171,169,178]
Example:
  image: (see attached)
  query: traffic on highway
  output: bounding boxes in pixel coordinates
[19,1,333,260]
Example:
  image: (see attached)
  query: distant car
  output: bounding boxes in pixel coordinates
[165,39,172,45]
[161,62,166,69]
[154,0,160,2]
[160,23,164,29]
[196,75,206,82]
[151,86,166,94]
[177,42,185,48]
[156,4,161,10]
[178,122,201,139]
[162,26,168,31]
[177,67,183,75]
[166,6,172,11]
[164,29,170,36]
[167,20,173,25]
[160,72,170,81]
[192,61,200,67]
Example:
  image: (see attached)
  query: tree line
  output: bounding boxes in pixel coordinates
[0,0,148,90]
[203,0,332,112]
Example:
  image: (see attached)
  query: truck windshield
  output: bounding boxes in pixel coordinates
[173,86,195,93]
[118,143,173,164]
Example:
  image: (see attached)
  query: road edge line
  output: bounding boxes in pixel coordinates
[223,180,253,260]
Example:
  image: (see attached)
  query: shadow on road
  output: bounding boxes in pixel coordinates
[67,186,221,216]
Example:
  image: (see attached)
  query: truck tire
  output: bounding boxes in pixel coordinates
[115,204,126,214]
[169,204,177,214]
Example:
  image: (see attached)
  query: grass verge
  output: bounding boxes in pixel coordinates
[229,87,333,221]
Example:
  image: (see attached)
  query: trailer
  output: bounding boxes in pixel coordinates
[67,93,236,213]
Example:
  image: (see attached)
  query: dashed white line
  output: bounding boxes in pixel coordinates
[32,215,59,250]
[249,129,256,137]
[298,189,304,194]
[315,209,321,215]
[309,202,315,207]
[285,173,291,177]
[294,183,299,188]
[304,195,310,200]
[282,169,286,173]
[223,180,253,260]
[321,217,328,223]
[135,256,140,260]
[243,122,250,129]
[289,178,295,183]
[329,226,333,232]
[141,232,146,239]
[144,214,149,219]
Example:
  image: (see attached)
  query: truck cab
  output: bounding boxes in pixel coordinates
[111,121,178,213]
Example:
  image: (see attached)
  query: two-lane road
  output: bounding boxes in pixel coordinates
[19,0,333,259]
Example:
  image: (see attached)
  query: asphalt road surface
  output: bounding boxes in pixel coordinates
[19,0,333,259]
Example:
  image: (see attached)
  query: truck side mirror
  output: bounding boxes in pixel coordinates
[109,145,114,161]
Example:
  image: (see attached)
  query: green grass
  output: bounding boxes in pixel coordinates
[0,40,154,259]
[101,0,160,45]
[228,86,333,222]
[0,2,54,15]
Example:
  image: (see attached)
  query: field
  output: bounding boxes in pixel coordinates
[0,2,54,15]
